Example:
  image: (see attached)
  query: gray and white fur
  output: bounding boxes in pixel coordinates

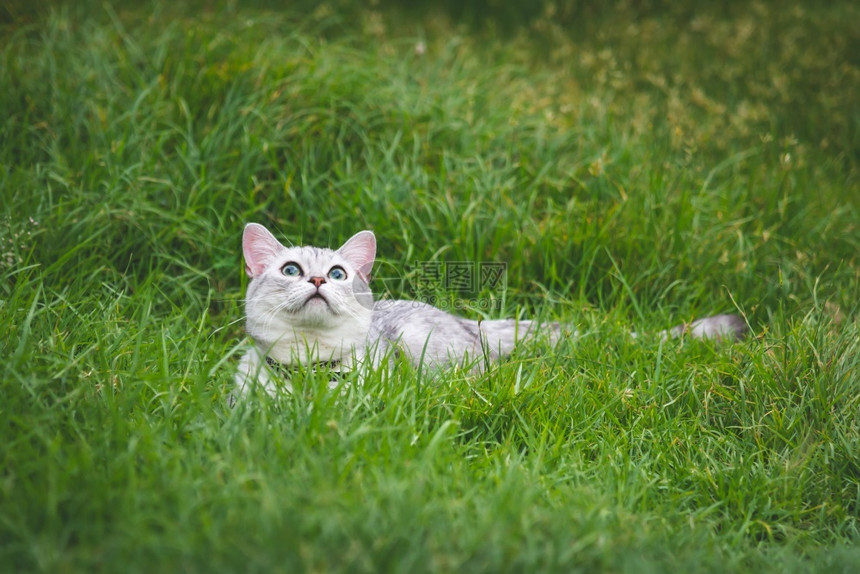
[235,223,747,396]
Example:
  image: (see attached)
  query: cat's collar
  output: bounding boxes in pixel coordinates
[265,355,345,380]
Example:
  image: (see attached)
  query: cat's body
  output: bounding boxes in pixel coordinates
[235,223,747,396]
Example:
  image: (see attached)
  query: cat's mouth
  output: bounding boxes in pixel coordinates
[304,292,330,307]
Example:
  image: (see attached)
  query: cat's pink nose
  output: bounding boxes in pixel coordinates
[308,276,326,288]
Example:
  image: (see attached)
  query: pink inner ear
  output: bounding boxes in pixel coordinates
[338,230,376,282]
[243,223,284,277]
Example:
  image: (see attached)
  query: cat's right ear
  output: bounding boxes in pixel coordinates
[243,223,284,277]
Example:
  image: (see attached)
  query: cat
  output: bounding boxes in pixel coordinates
[234,222,748,396]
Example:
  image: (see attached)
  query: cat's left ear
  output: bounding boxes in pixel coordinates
[337,230,376,282]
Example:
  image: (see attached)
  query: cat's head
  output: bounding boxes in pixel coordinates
[242,223,376,337]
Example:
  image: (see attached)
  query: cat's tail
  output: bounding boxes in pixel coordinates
[663,313,749,341]
[476,313,747,361]
[480,313,748,352]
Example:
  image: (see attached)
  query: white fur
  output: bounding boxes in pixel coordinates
[234,224,748,399]
[235,224,374,395]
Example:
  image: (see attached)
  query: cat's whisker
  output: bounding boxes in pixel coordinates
[212,317,247,335]
[262,301,293,327]
[253,299,289,332]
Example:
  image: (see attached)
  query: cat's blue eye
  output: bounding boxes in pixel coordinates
[328,266,347,281]
[282,262,302,277]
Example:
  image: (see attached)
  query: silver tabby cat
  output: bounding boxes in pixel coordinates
[235,223,747,395]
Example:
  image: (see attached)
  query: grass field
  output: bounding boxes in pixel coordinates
[1,1,859,571]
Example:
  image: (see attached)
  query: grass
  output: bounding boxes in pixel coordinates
[1,0,859,571]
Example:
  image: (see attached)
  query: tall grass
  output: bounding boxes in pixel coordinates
[1,1,858,572]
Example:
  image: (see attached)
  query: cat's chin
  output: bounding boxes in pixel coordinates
[301,293,336,316]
